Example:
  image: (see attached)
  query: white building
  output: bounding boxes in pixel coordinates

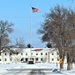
[0,48,67,64]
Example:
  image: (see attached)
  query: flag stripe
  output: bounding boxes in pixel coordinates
[32,7,40,13]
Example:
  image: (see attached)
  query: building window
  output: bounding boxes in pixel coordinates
[36,53,38,55]
[10,58,12,61]
[0,59,1,61]
[57,58,59,61]
[16,52,18,55]
[57,52,59,55]
[52,53,54,55]
[52,58,54,61]
[5,58,7,61]
[41,58,43,61]
[41,53,43,55]
[26,53,27,55]
[0,53,1,56]
[21,53,23,55]
[36,58,38,61]
[25,58,28,62]
[31,53,33,55]
[21,58,24,62]
[45,53,47,55]
[10,53,12,56]
[5,53,7,55]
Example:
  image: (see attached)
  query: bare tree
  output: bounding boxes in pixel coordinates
[0,20,25,54]
[38,5,75,70]
[11,37,26,53]
[0,20,13,52]
[14,37,25,48]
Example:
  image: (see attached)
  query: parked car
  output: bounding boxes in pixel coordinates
[28,60,34,64]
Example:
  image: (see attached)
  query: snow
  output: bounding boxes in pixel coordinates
[0,63,75,75]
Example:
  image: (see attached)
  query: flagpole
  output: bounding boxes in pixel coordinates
[29,6,40,48]
[30,5,32,47]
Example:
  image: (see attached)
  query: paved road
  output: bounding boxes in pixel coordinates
[0,69,64,75]
[0,69,46,75]
[28,69,46,75]
[0,69,31,75]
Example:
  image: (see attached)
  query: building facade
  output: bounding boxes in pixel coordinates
[0,48,67,64]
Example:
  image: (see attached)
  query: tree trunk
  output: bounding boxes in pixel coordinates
[59,58,64,70]
[71,63,73,69]
[62,60,64,69]
[67,53,73,70]
[59,51,65,69]
[67,62,72,70]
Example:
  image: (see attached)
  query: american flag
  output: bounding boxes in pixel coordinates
[32,7,40,13]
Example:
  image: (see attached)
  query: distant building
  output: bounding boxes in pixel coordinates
[0,48,67,64]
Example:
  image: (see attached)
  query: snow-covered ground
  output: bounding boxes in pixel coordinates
[0,63,75,75]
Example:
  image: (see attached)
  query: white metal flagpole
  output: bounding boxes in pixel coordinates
[29,6,40,47]
[30,5,32,47]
